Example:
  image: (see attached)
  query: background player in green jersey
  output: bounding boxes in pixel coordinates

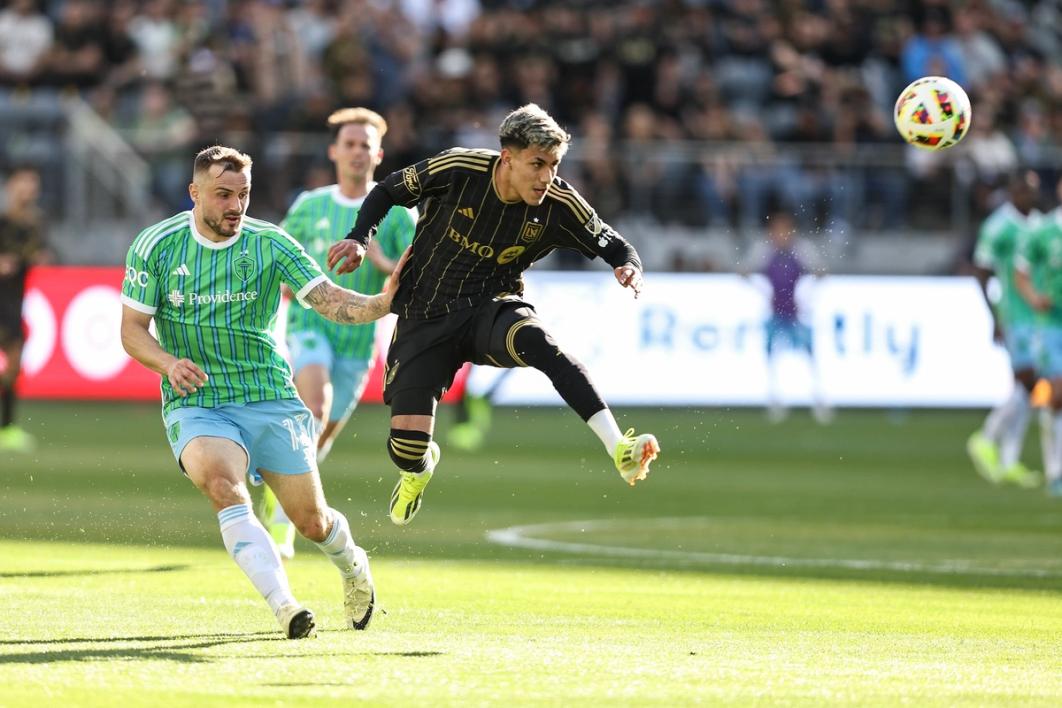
[260,108,415,558]
[1016,175,1062,497]
[327,104,660,527]
[120,146,406,638]
[967,171,1042,488]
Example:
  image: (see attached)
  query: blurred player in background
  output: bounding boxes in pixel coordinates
[0,166,47,453]
[328,103,660,526]
[744,208,831,424]
[1016,175,1062,496]
[259,108,415,558]
[121,146,403,638]
[968,171,1041,488]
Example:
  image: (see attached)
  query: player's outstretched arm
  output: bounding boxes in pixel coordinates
[1015,267,1052,312]
[120,306,208,396]
[307,247,410,323]
[614,264,644,298]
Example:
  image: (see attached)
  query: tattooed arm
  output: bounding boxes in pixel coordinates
[304,281,392,324]
[303,246,410,324]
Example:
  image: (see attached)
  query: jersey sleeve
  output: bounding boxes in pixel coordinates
[379,149,494,207]
[549,180,642,270]
[270,230,328,308]
[121,232,165,315]
[377,206,417,259]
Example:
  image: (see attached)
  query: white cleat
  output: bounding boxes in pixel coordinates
[276,603,316,639]
[344,546,376,630]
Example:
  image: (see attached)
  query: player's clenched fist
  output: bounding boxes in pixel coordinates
[327,239,366,275]
[167,358,208,396]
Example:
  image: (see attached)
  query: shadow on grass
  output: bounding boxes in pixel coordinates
[0,564,190,579]
[0,631,280,664]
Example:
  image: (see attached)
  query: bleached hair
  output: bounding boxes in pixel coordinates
[498,104,571,155]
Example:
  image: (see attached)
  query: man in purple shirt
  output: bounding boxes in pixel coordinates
[745,209,832,423]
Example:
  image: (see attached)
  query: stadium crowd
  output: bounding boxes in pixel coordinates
[1,0,1061,235]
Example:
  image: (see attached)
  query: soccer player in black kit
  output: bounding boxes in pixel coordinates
[327,103,660,525]
[0,166,47,453]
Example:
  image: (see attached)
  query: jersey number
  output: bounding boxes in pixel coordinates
[281,414,314,451]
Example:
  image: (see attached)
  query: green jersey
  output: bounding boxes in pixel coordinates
[973,202,1038,326]
[1019,208,1062,326]
[122,211,327,414]
[283,184,415,359]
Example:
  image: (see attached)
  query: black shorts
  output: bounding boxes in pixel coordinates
[0,300,23,346]
[382,296,540,407]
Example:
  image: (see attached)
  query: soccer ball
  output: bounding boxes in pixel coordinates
[893,76,972,151]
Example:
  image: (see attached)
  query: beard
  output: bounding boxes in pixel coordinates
[205,213,242,237]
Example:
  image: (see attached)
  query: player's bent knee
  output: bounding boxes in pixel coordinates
[200,474,250,510]
[288,508,329,542]
[388,428,435,472]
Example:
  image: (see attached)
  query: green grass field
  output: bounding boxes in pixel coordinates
[3,402,1062,705]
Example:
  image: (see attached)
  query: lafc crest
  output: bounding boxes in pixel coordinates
[520,221,544,243]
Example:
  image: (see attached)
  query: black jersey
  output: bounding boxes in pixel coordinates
[0,214,45,301]
[355,148,641,320]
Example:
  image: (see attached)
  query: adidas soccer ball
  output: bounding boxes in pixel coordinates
[893,76,972,151]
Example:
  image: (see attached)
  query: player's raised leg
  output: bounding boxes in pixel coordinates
[260,467,376,629]
[180,436,314,639]
[489,304,659,485]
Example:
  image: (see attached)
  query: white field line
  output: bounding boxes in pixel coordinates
[485,518,1062,578]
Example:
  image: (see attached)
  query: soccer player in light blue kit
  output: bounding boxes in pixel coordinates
[967,171,1041,487]
[1016,175,1062,496]
[261,108,415,558]
[120,146,405,638]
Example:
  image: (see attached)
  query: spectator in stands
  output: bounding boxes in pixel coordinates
[129,0,180,81]
[43,0,108,90]
[0,0,53,86]
[123,81,197,211]
[901,7,968,87]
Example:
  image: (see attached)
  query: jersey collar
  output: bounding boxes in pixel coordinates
[189,209,244,250]
[331,183,373,208]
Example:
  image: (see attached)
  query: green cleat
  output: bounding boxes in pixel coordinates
[613,428,660,486]
[0,425,36,453]
[966,431,1002,484]
[999,462,1042,489]
[389,442,440,526]
[447,422,485,452]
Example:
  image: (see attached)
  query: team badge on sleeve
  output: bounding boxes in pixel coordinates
[584,214,603,236]
[402,166,422,197]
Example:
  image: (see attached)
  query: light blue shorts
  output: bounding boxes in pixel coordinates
[287,330,371,424]
[1004,323,1040,373]
[1038,326,1062,378]
[765,316,813,355]
[163,398,317,485]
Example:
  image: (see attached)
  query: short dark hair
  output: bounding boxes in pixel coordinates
[498,103,571,154]
[193,145,252,179]
[327,107,388,142]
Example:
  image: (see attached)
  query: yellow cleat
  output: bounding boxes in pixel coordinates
[613,428,660,486]
[389,442,440,525]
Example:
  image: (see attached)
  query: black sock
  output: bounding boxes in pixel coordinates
[0,383,13,428]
